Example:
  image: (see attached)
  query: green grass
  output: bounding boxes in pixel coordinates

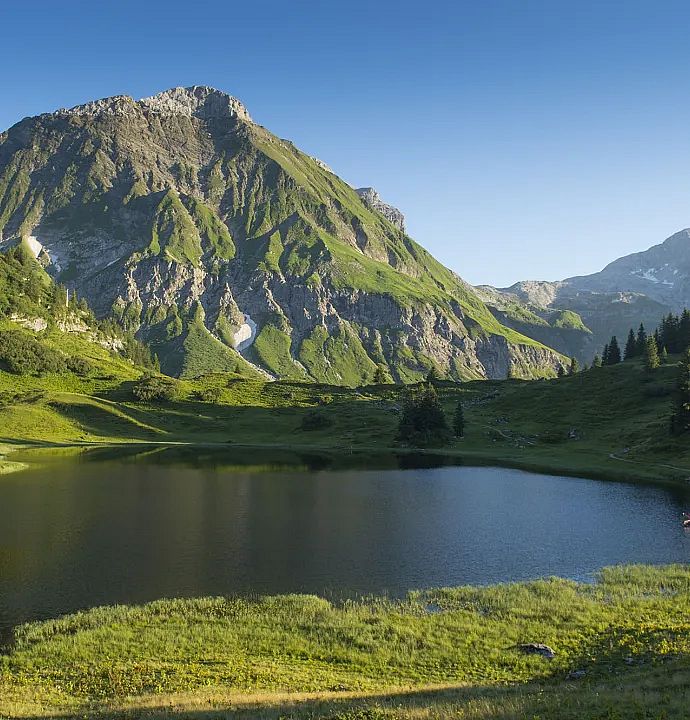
[2,353,689,485]
[149,190,203,266]
[251,323,308,381]
[1,565,688,718]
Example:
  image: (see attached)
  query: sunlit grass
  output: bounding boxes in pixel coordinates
[0,565,688,718]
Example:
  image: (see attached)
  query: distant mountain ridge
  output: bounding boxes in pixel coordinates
[480,229,690,362]
[0,86,563,383]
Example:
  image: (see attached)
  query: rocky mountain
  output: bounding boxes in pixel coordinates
[480,229,690,362]
[355,188,406,232]
[0,86,564,383]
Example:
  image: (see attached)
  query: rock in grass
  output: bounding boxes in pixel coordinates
[566,669,587,680]
[517,642,556,659]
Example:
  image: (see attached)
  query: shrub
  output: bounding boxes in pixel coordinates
[66,356,94,377]
[132,374,181,403]
[0,330,64,375]
[194,387,223,404]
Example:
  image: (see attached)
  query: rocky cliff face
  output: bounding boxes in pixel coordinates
[0,86,564,382]
[355,187,406,233]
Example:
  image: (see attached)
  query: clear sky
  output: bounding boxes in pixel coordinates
[2,0,690,287]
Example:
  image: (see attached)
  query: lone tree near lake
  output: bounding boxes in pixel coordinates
[373,364,388,384]
[397,383,451,447]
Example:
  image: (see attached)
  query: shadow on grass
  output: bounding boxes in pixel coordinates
[13,668,690,720]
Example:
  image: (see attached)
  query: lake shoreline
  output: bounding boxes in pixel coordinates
[4,437,689,490]
[2,564,688,719]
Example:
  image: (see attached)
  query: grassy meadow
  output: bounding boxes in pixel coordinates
[1,337,689,486]
[1,564,688,718]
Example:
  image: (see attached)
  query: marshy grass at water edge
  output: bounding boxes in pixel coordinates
[1,564,689,718]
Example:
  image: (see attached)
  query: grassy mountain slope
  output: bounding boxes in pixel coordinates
[0,87,564,383]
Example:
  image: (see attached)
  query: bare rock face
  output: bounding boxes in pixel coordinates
[356,187,406,233]
[139,86,252,121]
[53,86,251,122]
[0,87,563,383]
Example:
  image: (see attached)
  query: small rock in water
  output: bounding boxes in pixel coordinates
[517,642,556,659]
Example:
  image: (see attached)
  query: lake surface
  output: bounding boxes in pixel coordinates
[1,446,689,641]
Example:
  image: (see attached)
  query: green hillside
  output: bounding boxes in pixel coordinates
[0,87,565,383]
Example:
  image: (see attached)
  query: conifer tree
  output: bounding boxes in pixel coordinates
[671,349,690,435]
[606,336,621,365]
[636,323,647,355]
[624,328,637,360]
[569,357,579,375]
[425,366,441,384]
[661,346,669,364]
[593,354,602,368]
[644,336,660,371]
[680,309,690,351]
[397,383,451,446]
[452,401,465,438]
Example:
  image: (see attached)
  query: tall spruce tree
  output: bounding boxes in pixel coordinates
[624,328,637,360]
[602,344,610,365]
[593,354,602,368]
[636,323,647,355]
[671,349,690,435]
[606,336,621,365]
[569,357,579,375]
[680,309,690,351]
[644,336,660,371]
[373,364,388,384]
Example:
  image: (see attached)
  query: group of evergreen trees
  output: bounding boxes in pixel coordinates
[618,311,690,365]
[397,382,464,447]
[596,312,690,371]
[593,309,690,435]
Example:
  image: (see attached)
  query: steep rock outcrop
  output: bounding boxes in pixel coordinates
[0,87,564,382]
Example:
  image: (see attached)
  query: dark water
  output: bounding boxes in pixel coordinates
[1,446,689,641]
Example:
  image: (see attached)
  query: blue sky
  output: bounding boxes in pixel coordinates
[3,0,690,286]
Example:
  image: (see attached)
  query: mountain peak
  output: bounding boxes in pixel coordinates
[140,86,251,121]
[53,86,251,122]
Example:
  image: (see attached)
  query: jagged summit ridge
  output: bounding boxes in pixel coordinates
[52,86,251,122]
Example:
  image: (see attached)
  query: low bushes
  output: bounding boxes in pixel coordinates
[132,374,181,403]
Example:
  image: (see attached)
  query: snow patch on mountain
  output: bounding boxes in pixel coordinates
[234,313,257,352]
[631,268,674,285]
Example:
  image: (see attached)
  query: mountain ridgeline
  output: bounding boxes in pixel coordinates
[478,229,690,364]
[0,86,563,383]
